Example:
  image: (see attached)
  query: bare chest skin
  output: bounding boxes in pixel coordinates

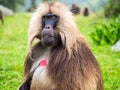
[30,48,56,90]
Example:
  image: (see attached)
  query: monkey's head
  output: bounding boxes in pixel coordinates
[28,2,82,51]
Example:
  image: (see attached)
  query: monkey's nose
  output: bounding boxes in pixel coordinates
[45,25,52,29]
[45,26,50,29]
[41,29,54,38]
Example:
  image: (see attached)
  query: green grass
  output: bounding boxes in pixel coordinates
[0,13,120,90]
[0,13,30,90]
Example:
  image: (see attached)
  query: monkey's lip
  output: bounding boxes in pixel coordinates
[41,35,55,46]
[41,34,54,38]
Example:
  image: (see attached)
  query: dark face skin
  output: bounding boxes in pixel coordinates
[41,13,60,47]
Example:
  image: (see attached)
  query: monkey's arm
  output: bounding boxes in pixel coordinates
[24,42,45,76]
[24,54,33,77]
[19,54,33,90]
[20,42,45,90]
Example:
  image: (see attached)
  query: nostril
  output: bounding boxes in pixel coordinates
[45,26,51,29]
[47,27,50,29]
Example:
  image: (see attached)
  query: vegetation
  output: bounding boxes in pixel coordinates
[90,15,120,45]
[105,0,120,17]
[0,13,120,90]
[0,13,30,90]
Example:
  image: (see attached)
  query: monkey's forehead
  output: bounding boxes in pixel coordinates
[36,2,69,16]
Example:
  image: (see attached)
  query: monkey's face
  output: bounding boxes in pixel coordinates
[28,2,79,50]
[40,13,60,47]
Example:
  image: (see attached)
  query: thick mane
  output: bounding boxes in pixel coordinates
[28,2,82,52]
[48,40,103,90]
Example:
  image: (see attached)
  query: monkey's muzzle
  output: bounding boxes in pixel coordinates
[41,34,55,47]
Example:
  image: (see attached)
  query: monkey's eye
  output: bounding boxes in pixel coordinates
[51,16,56,19]
[43,16,48,20]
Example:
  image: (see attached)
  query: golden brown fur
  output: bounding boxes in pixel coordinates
[19,1,103,90]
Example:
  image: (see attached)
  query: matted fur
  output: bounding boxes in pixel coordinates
[19,1,103,90]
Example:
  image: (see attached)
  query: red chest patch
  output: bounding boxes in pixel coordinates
[39,58,47,67]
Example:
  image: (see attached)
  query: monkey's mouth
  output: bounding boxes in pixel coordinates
[41,35,55,47]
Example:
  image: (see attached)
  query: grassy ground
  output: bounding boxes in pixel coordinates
[0,13,120,90]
